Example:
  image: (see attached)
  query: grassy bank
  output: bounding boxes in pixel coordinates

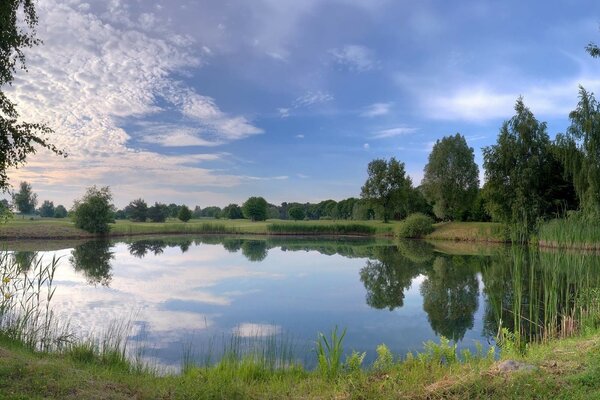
[425,221,508,242]
[2,329,600,399]
[0,218,397,240]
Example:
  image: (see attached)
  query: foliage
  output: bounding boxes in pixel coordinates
[0,197,11,222]
[482,98,572,237]
[177,205,192,222]
[127,198,148,222]
[53,204,67,218]
[147,202,168,223]
[361,158,412,222]
[222,203,244,219]
[243,196,268,221]
[167,203,181,218]
[200,206,222,218]
[397,213,434,238]
[422,133,479,221]
[315,326,346,379]
[555,87,600,220]
[373,344,394,371]
[0,0,64,190]
[288,206,305,221]
[12,181,37,214]
[267,223,376,235]
[38,200,54,218]
[72,186,115,234]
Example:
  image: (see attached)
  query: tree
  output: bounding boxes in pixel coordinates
[556,87,600,219]
[167,203,180,218]
[483,98,568,236]
[38,200,54,217]
[361,158,412,222]
[0,1,63,190]
[72,186,115,234]
[128,198,148,222]
[422,134,479,221]
[53,204,67,218]
[147,202,168,222]
[242,196,268,221]
[288,206,305,221]
[200,206,222,218]
[222,203,244,219]
[12,181,37,214]
[178,205,192,222]
[192,206,202,219]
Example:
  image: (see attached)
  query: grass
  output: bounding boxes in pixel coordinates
[3,328,600,399]
[539,217,600,251]
[426,221,509,242]
[267,222,379,235]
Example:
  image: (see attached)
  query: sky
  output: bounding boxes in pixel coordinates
[4,0,600,208]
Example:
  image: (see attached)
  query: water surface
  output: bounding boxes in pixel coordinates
[5,236,600,370]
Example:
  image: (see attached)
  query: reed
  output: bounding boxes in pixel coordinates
[267,223,377,235]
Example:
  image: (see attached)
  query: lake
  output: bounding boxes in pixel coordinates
[3,236,600,371]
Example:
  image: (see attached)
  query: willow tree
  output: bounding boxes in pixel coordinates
[422,133,479,221]
[1,1,62,191]
[556,87,600,219]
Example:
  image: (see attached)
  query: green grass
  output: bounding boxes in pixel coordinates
[267,222,379,235]
[3,330,600,399]
[539,217,600,251]
[425,221,509,242]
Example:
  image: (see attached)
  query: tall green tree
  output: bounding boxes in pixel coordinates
[128,198,148,222]
[0,1,63,191]
[556,87,600,219]
[147,202,168,222]
[422,134,479,221]
[288,206,305,221]
[361,158,412,222]
[222,203,244,219]
[12,181,37,214]
[178,205,192,222]
[38,200,54,217]
[72,186,115,234]
[242,196,268,221]
[482,98,565,236]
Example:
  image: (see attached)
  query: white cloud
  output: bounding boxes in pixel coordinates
[296,173,309,179]
[361,102,392,117]
[5,0,263,204]
[419,79,600,122]
[363,143,370,150]
[278,107,291,118]
[295,134,305,139]
[330,45,376,72]
[372,127,417,139]
[293,91,334,108]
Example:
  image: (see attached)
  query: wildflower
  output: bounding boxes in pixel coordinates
[1,277,9,284]
[3,293,12,299]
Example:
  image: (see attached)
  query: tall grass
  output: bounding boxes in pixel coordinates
[111,222,239,236]
[315,326,346,379]
[539,216,600,250]
[0,251,71,350]
[267,223,377,235]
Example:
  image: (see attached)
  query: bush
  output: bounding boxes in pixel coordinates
[72,186,115,234]
[242,197,268,221]
[178,205,192,222]
[397,213,434,238]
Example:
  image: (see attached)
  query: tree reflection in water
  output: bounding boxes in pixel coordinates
[70,240,114,286]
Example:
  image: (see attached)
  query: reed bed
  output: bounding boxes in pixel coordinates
[266,222,377,235]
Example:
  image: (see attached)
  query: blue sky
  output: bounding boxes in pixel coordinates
[5,0,600,208]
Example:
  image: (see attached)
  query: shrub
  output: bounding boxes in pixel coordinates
[397,213,434,238]
[72,186,115,234]
[178,205,192,222]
